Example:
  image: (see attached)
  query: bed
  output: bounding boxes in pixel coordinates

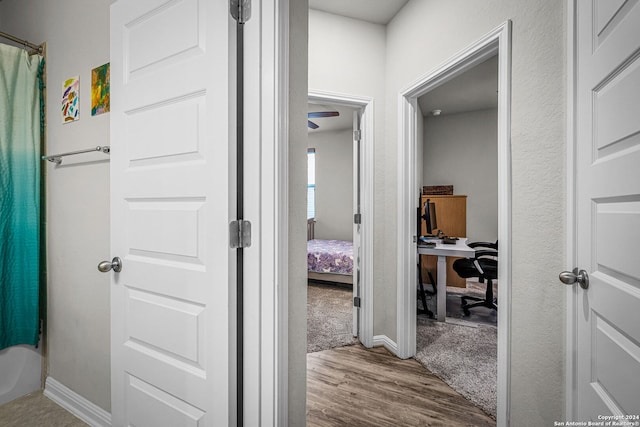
[307,219,354,285]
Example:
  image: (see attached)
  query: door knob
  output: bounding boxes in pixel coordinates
[98,257,122,273]
[559,268,589,289]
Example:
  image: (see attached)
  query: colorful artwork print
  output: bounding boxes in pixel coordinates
[62,76,80,123]
[91,63,110,116]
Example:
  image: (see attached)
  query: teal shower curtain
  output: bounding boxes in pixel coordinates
[0,43,44,350]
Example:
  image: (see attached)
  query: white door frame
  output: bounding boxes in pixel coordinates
[243,0,290,424]
[565,0,577,418]
[308,90,375,348]
[396,21,512,426]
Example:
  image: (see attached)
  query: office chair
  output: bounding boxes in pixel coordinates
[417,258,436,318]
[452,241,498,316]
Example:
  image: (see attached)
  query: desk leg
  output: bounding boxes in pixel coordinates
[437,255,447,322]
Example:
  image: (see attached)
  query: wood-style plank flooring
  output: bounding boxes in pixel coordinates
[307,344,495,427]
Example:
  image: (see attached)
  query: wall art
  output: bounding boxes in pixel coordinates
[91,63,110,116]
[62,76,80,123]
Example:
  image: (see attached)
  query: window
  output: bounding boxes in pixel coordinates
[307,148,315,219]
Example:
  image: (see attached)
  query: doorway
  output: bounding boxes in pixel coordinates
[414,53,499,417]
[396,22,512,425]
[306,91,374,349]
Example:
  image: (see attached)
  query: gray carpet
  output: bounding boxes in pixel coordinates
[415,281,497,418]
[415,318,497,418]
[420,280,498,325]
[307,282,358,353]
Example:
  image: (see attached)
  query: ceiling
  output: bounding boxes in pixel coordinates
[418,55,498,117]
[308,0,409,25]
[308,1,498,121]
[307,103,358,134]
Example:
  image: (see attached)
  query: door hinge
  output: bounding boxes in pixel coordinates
[230,220,252,249]
[230,0,251,23]
[353,296,361,308]
[354,213,362,224]
[353,129,361,141]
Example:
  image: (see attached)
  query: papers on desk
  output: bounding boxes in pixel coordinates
[418,237,436,247]
[419,236,459,246]
[419,242,436,247]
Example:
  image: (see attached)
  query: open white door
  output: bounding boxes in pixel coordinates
[109,0,236,425]
[569,0,640,419]
[352,111,362,337]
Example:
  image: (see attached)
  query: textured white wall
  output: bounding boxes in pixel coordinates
[423,109,498,243]
[309,129,354,241]
[309,10,386,98]
[0,0,114,412]
[386,0,566,424]
[288,0,309,423]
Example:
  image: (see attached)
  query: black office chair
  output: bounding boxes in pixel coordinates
[417,258,436,318]
[452,241,498,316]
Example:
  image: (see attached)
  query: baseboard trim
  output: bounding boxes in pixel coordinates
[44,377,111,427]
[372,335,399,356]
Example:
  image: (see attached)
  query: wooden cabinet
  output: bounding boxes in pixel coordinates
[420,195,467,288]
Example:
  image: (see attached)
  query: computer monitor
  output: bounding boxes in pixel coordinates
[422,198,438,236]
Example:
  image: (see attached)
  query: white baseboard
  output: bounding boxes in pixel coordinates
[44,377,111,427]
[372,334,399,356]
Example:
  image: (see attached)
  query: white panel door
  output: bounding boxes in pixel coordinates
[110,0,235,425]
[352,111,361,337]
[574,0,640,418]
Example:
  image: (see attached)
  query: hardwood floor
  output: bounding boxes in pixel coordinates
[307,344,495,427]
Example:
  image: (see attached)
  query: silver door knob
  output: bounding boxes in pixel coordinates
[98,257,122,273]
[559,268,589,289]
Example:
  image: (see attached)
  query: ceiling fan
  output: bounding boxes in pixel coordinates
[308,110,339,129]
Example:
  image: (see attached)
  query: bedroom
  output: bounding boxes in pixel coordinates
[306,100,362,352]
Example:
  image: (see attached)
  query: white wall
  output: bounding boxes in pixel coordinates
[308,9,390,336]
[423,109,498,243]
[386,1,566,424]
[288,0,309,424]
[0,0,114,412]
[309,129,354,241]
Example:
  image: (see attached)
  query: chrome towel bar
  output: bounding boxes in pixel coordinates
[42,146,110,165]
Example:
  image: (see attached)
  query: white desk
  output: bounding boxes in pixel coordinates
[417,239,475,321]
